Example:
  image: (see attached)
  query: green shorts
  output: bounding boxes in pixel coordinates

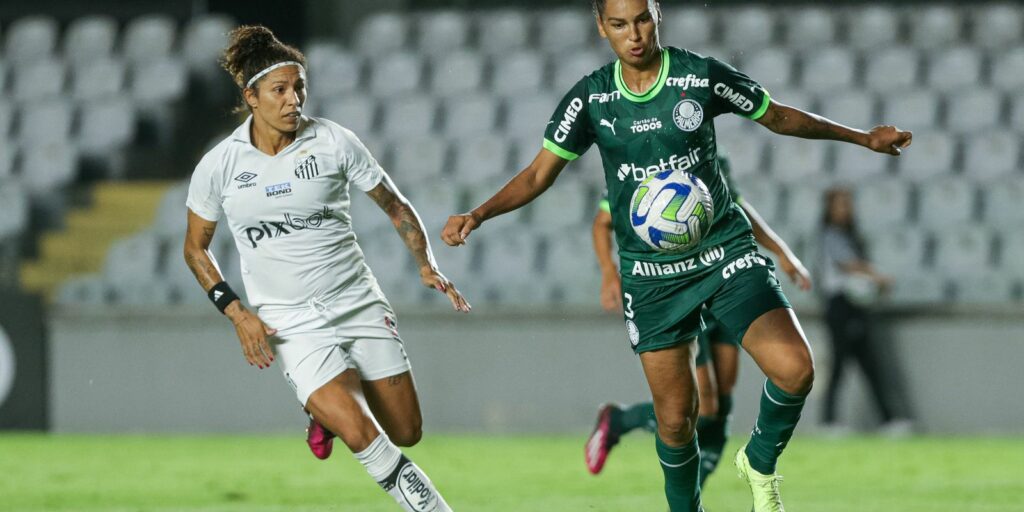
[621,251,791,355]
[695,309,739,367]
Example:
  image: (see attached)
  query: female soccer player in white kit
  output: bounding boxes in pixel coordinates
[182,26,467,511]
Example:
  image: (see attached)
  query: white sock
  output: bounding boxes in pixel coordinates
[353,434,452,512]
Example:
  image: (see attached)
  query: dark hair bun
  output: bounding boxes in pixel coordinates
[221,24,306,90]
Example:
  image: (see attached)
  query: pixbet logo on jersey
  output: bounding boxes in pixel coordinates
[616,147,702,182]
[243,206,334,248]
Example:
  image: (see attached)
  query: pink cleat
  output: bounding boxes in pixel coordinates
[306,418,335,460]
[585,403,622,475]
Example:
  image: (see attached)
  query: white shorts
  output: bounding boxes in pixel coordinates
[259,276,411,406]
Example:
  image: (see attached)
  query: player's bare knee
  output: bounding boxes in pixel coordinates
[657,413,696,446]
[391,424,423,447]
[777,360,815,396]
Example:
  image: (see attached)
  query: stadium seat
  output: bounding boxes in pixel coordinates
[307,47,362,98]
[737,47,794,93]
[1010,93,1024,133]
[12,58,66,102]
[476,230,543,304]
[846,7,899,49]
[390,136,448,183]
[881,91,940,130]
[963,131,1020,180]
[782,182,830,236]
[4,15,58,63]
[947,89,1001,134]
[736,180,783,224]
[103,231,162,291]
[660,7,715,49]
[800,47,857,90]
[55,275,110,306]
[509,136,544,175]
[0,60,7,94]
[926,47,982,93]
[970,4,1023,49]
[867,228,927,276]
[0,100,12,137]
[983,177,1024,228]
[0,179,28,238]
[0,141,14,178]
[380,97,437,138]
[181,14,234,72]
[933,228,993,271]
[1000,232,1024,278]
[916,178,976,228]
[63,15,118,63]
[123,15,177,64]
[357,135,388,168]
[907,5,962,47]
[20,141,79,194]
[131,57,188,104]
[538,9,595,51]
[991,48,1024,92]
[346,193,394,243]
[721,7,776,50]
[368,52,424,97]
[528,179,589,233]
[863,48,920,91]
[452,135,511,183]
[853,179,911,229]
[543,231,602,306]
[719,138,767,181]
[818,90,876,137]
[402,180,462,235]
[895,131,956,180]
[955,270,1017,305]
[18,99,73,146]
[490,51,546,96]
[355,12,410,55]
[442,95,498,138]
[564,146,605,187]
[77,98,137,156]
[782,7,836,47]
[833,142,891,181]
[503,93,560,139]
[71,57,126,101]
[429,51,485,97]
[416,10,470,52]
[551,49,608,94]
[768,136,830,183]
[152,181,189,240]
[886,272,946,306]
[321,97,377,136]
[476,10,530,54]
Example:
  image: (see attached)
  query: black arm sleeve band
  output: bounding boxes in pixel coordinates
[207,282,240,314]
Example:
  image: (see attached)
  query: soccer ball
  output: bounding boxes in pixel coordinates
[629,170,714,253]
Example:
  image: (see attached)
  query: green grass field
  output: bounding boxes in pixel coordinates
[2,434,1022,511]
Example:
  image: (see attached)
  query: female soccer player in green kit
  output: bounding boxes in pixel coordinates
[442,1,912,510]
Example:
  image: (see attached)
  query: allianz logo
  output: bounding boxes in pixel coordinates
[616,147,701,182]
[629,245,725,277]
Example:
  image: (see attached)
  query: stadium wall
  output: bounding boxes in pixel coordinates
[47,307,1024,435]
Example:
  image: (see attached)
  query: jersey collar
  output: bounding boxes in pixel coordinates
[231,115,317,147]
[614,48,669,103]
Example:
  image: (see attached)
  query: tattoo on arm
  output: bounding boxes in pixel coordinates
[368,182,437,271]
[759,103,864,145]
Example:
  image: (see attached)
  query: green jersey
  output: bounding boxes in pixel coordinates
[599,154,740,213]
[546,47,769,283]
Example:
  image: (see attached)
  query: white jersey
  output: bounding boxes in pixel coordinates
[186,115,385,308]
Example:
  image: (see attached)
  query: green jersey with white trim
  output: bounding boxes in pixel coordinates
[544,47,769,282]
[600,154,740,213]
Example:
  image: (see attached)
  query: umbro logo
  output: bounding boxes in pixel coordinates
[234,171,258,189]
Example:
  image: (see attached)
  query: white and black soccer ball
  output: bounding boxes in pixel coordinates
[629,170,714,253]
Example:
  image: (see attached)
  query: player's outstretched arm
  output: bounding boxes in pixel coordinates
[592,209,622,312]
[442,148,570,246]
[755,100,912,156]
[184,209,276,368]
[739,199,812,291]
[367,175,471,313]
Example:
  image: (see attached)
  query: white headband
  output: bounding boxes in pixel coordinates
[246,61,305,89]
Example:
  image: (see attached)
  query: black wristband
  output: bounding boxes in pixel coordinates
[207,282,240,314]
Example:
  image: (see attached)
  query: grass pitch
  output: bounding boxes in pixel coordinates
[2,433,1022,511]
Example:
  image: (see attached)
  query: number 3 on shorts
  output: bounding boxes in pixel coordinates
[623,292,635,319]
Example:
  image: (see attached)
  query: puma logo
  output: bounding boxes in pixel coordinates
[600,118,617,135]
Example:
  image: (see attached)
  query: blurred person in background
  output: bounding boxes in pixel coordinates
[442,0,910,509]
[586,155,813,490]
[183,25,467,512]
[819,187,913,436]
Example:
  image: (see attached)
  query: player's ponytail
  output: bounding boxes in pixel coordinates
[221,25,306,111]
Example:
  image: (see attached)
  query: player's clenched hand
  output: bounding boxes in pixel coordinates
[779,255,813,292]
[421,267,472,313]
[441,212,481,246]
[866,125,912,155]
[600,272,623,313]
[225,302,277,369]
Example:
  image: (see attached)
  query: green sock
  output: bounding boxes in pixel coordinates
[656,434,703,512]
[613,402,657,434]
[696,394,732,487]
[745,380,806,475]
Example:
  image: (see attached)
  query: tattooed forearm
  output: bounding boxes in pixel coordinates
[758,103,866,145]
[184,248,222,291]
[393,205,434,270]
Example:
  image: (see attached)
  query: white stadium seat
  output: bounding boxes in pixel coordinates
[926,47,982,93]
[0,59,7,94]
[368,52,424,98]
[991,48,1024,92]
[104,232,162,289]
[737,47,794,94]
[182,14,235,71]
[131,57,188,104]
[403,181,462,236]
[321,97,377,136]
[452,135,511,183]
[509,136,545,175]
[20,141,79,194]
[551,50,608,94]
[13,58,66,102]
[782,7,837,47]
[476,10,530,54]
[55,275,110,306]
[971,4,1023,49]
[867,228,927,276]
[721,7,776,50]
[1000,232,1024,277]
[77,99,137,155]
[768,136,829,183]
[476,231,543,304]
[63,15,118,63]
[491,51,546,96]
[963,131,1020,180]
[933,228,993,272]
[390,137,448,183]
[529,179,589,233]
[881,91,940,134]
[539,9,595,51]
[123,15,177,64]
[908,5,962,47]
[916,178,976,229]
[543,231,602,306]
[355,12,410,55]
[833,142,890,181]
[0,179,28,238]
[719,138,767,181]
[0,100,12,137]
[380,97,437,138]
[72,57,126,101]
[955,271,1016,305]
[846,7,899,49]
[886,272,946,306]
[661,7,715,49]
[18,100,73,146]
[947,89,1001,134]
[984,177,1024,228]
[864,48,920,91]
[417,10,470,52]
[1010,93,1024,133]
[503,93,559,139]
[309,48,362,98]
[0,141,14,178]
[152,181,189,240]
[429,51,485,97]
[442,95,498,138]
[782,183,830,236]
[895,131,956,180]
[854,180,911,229]
[4,15,58,63]
[800,47,857,90]
[818,90,876,136]
[735,181,783,223]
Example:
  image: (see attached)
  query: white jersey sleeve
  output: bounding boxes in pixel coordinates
[185,150,226,222]
[333,124,384,192]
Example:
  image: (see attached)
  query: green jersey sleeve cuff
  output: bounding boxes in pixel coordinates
[542,138,580,161]
[599,199,611,213]
[745,91,771,121]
